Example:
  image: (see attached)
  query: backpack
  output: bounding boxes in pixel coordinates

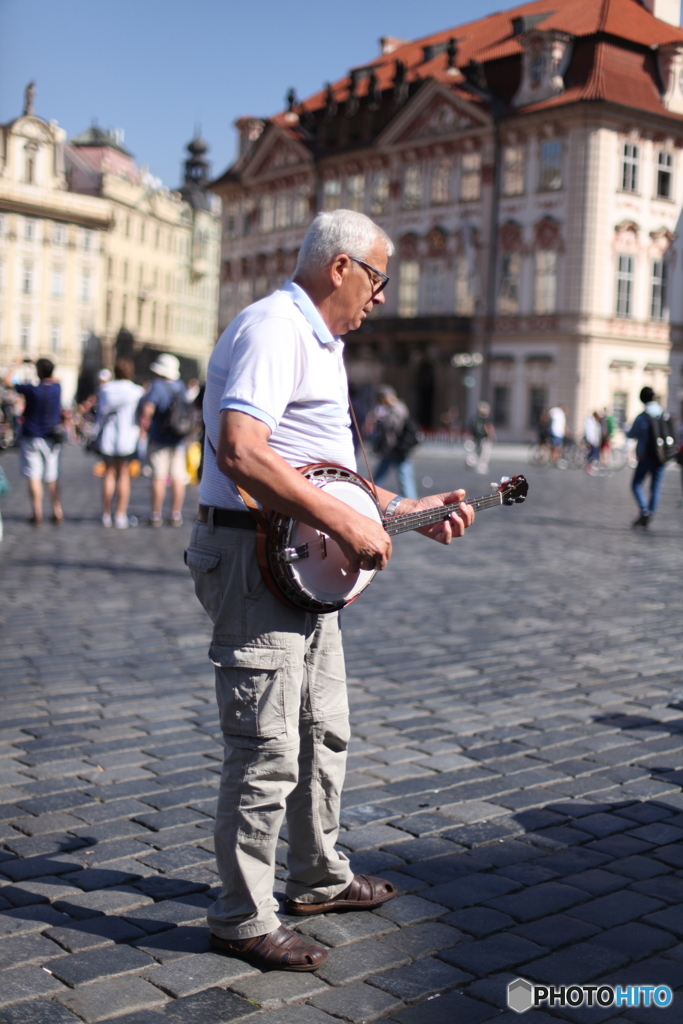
[648,412,677,465]
[162,384,194,440]
[394,416,420,457]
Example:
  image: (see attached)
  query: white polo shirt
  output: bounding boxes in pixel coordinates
[199,280,355,510]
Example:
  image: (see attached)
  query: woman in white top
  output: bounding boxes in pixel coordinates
[96,358,144,528]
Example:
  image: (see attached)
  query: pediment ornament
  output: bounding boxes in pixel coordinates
[14,117,51,142]
[499,220,524,253]
[614,220,639,253]
[405,100,477,141]
[400,232,419,258]
[427,226,447,255]
[535,216,564,252]
[266,143,304,171]
[649,227,676,258]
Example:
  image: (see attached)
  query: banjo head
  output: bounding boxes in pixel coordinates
[265,464,382,613]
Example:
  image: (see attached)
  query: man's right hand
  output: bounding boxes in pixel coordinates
[332,514,392,573]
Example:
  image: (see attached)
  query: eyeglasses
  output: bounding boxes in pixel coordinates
[349,257,390,294]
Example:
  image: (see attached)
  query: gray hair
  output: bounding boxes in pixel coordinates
[294,209,394,278]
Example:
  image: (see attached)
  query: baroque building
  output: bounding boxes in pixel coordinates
[0,85,221,401]
[211,0,683,439]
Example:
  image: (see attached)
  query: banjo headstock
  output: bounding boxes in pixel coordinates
[495,474,529,505]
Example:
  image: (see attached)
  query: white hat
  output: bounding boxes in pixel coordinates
[149,353,180,381]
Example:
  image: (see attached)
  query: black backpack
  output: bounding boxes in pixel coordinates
[394,416,420,457]
[648,412,677,465]
[163,385,194,440]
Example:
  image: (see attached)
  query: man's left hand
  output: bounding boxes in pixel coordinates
[401,490,474,544]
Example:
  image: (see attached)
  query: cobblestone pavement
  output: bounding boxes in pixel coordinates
[0,445,682,1024]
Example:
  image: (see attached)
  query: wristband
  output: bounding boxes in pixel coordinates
[384,495,405,517]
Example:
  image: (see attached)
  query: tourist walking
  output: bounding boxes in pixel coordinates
[368,384,419,498]
[584,411,602,470]
[468,401,495,475]
[96,358,144,528]
[187,208,474,971]
[2,356,64,524]
[627,386,673,527]
[599,407,615,466]
[138,353,190,527]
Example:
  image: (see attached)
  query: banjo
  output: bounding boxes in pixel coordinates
[252,464,528,614]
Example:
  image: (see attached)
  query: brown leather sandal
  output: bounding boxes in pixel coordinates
[283,874,398,916]
[210,925,328,971]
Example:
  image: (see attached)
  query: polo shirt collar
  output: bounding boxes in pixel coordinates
[282,280,338,347]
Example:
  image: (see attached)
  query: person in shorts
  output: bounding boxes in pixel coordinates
[96,358,144,528]
[138,353,188,527]
[2,356,63,524]
[547,404,567,462]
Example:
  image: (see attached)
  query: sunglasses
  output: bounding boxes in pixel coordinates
[349,257,390,294]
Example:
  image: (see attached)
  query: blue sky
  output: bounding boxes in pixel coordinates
[0,0,506,188]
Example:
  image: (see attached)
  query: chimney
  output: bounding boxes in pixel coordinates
[380,36,408,55]
[641,0,681,26]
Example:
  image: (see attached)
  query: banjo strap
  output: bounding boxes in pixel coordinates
[234,483,280,543]
[348,393,378,504]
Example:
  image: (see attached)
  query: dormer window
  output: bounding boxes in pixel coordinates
[512,31,573,109]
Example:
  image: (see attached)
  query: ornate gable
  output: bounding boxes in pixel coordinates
[376,80,490,149]
[241,125,312,184]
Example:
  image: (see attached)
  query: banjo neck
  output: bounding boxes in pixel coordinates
[382,492,504,537]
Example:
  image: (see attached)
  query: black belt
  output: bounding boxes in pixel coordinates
[197,504,257,530]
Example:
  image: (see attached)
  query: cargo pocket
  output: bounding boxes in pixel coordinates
[185,547,222,623]
[210,643,290,738]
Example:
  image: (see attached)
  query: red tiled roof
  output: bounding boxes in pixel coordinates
[266,0,683,129]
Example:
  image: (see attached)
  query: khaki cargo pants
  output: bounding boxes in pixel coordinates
[186,518,354,939]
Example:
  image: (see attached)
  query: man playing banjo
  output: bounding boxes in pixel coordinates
[188,209,474,971]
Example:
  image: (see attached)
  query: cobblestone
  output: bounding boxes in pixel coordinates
[1,449,683,1020]
[296,910,398,946]
[143,952,257,998]
[230,971,331,1011]
[0,1002,83,1024]
[368,957,469,1001]
[163,987,257,1024]
[0,965,67,1006]
[55,976,167,1022]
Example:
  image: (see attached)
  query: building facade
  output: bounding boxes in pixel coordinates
[211,0,683,439]
[0,86,221,402]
